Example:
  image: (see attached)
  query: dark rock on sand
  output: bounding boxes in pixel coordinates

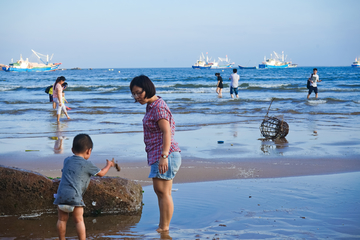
[0,165,143,216]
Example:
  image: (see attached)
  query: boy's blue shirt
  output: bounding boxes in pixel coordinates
[53,155,100,206]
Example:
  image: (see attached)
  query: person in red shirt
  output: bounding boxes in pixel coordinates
[130,75,181,233]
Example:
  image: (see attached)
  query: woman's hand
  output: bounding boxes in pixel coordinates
[158,157,168,174]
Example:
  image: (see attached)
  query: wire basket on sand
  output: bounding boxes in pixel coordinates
[259,98,289,139]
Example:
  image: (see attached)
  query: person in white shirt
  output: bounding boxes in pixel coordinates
[307,68,322,99]
[229,68,240,98]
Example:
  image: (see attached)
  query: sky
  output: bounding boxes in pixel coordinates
[1,0,359,68]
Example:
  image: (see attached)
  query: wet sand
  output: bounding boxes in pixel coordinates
[0,123,359,238]
[1,172,359,239]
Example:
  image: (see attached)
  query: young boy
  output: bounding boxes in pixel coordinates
[307,68,322,99]
[53,134,115,240]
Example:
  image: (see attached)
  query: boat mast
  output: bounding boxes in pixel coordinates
[31,49,49,65]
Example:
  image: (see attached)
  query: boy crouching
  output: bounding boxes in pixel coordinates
[53,133,115,240]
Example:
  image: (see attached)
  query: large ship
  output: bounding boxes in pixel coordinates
[192,53,234,69]
[192,53,206,69]
[351,57,360,67]
[2,50,61,72]
[210,56,234,69]
[258,51,296,69]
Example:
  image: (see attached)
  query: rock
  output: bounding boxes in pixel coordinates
[0,165,143,216]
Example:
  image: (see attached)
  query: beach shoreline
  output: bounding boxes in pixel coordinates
[1,154,360,187]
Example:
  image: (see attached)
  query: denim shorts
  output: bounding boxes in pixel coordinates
[148,152,181,180]
[230,87,238,95]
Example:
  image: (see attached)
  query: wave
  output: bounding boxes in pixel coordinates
[306,99,327,105]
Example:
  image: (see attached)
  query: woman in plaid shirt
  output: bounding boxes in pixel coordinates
[130,75,181,232]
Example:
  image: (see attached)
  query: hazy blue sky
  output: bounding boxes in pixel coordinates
[1,0,359,68]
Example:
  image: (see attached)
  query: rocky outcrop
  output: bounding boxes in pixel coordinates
[0,165,143,216]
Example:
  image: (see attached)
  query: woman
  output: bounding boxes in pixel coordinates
[215,72,223,97]
[53,76,70,123]
[130,75,181,232]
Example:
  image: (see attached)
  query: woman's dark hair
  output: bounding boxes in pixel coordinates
[54,76,66,90]
[72,134,93,153]
[129,75,156,99]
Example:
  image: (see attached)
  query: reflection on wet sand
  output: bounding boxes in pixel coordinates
[51,123,67,154]
[259,138,289,155]
[0,213,141,239]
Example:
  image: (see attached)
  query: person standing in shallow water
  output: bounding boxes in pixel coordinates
[215,73,223,97]
[307,68,322,99]
[130,75,181,233]
[53,76,70,123]
[229,68,240,98]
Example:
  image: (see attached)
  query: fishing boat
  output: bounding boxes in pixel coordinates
[210,56,234,69]
[2,50,61,72]
[258,51,296,69]
[351,57,360,67]
[192,53,233,69]
[192,53,207,69]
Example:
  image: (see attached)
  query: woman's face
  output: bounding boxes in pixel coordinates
[131,85,146,104]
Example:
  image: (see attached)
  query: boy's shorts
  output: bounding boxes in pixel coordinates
[308,86,318,94]
[148,152,181,180]
[49,94,53,102]
[230,87,238,95]
[58,205,75,213]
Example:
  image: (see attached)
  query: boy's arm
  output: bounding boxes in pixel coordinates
[96,158,115,177]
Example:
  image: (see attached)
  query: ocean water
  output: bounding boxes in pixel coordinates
[0,67,359,140]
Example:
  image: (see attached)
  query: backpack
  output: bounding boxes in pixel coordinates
[307,74,313,89]
[45,85,52,94]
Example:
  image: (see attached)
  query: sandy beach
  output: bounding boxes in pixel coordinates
[1,122,360,239]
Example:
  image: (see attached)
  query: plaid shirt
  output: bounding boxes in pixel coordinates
[143,97,180,165]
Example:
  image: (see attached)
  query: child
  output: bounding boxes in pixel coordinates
[53,134,115,240]
[215,73,223,97]
[48,86,56,109]
[307,68,322,99]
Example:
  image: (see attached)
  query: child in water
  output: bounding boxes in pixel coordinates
[53,134,115,240]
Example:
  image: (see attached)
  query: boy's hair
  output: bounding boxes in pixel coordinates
[72,134,93,153]
[215,73,220,76]
[233,68,237,73]
[313,68,317,71]
[130,75,156,99]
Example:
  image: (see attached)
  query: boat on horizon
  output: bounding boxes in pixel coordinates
[258,51,297,69]
[238,65,257,69]
[2,50,61,72]
[351,57,360,67]
[192,53,234,69]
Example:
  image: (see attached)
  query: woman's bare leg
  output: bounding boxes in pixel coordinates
[153,178,173,232]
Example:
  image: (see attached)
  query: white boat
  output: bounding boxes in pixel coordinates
[2,50,61,72]
[351,57,360,67]
[258,51,297,69]
[192,53,234,69]
[210,56,234,69]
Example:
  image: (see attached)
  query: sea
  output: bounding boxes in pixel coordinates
[1,67,360,239]
[0,67,359,140]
